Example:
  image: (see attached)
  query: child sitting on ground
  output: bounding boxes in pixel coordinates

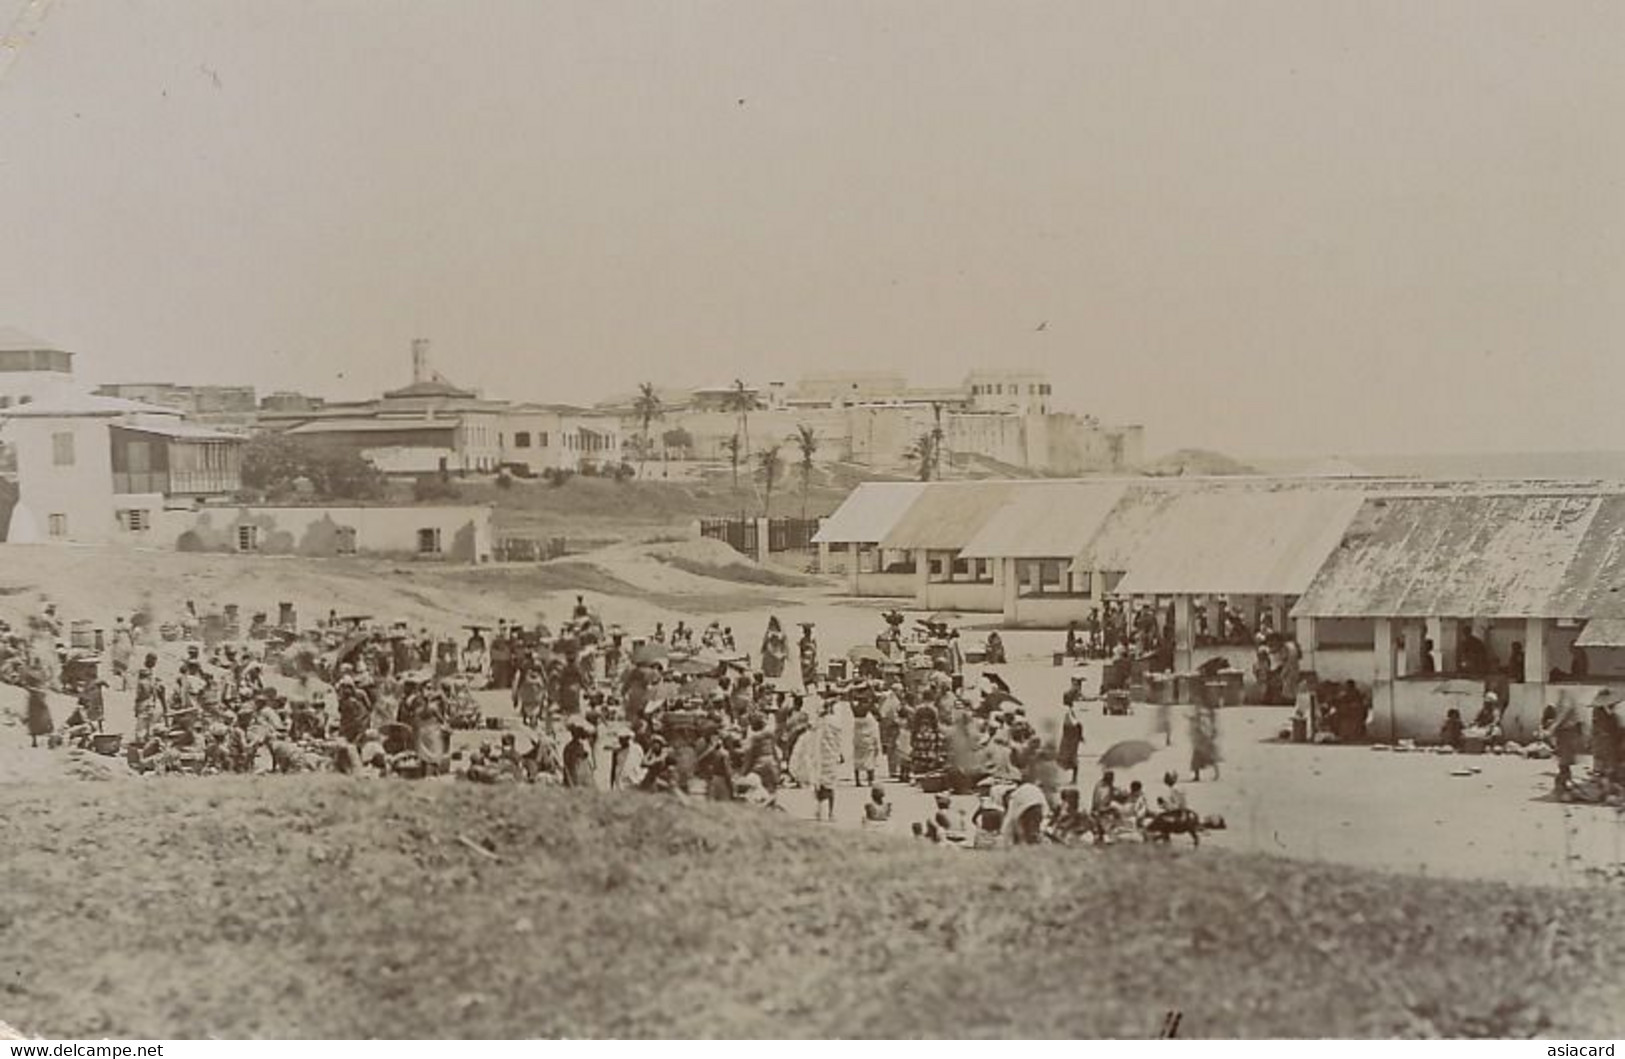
[862,784,892,827]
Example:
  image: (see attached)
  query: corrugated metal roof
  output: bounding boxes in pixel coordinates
[1112,488,1367,596]
[813,481,928,544]
[1294,493,1625,619]
[286,418,457,435]
[0,393,174,418]
[119,415,241,441]
[1069,482,1185,573]
[879,481,1017,551]
[1576,618,1625,648]
[960,481,1127,559]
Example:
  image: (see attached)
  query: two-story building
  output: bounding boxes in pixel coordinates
[498,403,623,475]
[1,394,245,544]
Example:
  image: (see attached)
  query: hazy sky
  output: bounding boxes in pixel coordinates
[0,1,1620,457]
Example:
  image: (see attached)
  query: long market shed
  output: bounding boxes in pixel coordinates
[811,481,929,595]
[958,480,1127,625]
[1293,491,1625,742]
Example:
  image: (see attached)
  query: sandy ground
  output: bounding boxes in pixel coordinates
[2,543,1622,891]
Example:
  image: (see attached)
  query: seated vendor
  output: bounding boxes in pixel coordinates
[1440,708,1465,751]
[1465,692,1505,746]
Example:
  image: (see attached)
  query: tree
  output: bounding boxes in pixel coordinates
[660,426,692,478]
[929,401,946,476]
[793,423,819,521]
[905,430,940,482]
[721,379,761,457]
[241,433,385,501]
[722,433,742,494]
[660,426,692,456]
[756,444,783,519]
[632,382,663,479]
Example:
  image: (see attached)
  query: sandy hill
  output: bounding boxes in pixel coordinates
[0,536,815,636]
[0,778,1621,1038]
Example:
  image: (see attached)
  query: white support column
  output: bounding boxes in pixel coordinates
[1435,618,1459,674]
[1525,617,1548,689]
[1373,617,1396,739]
[1400,621,1423,677]
[1001,558,1019,625]
[914,549,930,605]
[1373,618,1395,681]
[817,541,832,575]
[1295,616,1317,674]
[1269,595,1288,635]
[1173,595,1195,674]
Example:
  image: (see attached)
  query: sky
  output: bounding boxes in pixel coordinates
[0,0,1620,458]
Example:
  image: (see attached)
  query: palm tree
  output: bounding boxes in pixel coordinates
[793,423,819,522]
[722,433,742,494]
[756,444,783,519]
[632,382,663,479]
[930,400,946,477]
[905,430,939,482]
[721,379,761,457]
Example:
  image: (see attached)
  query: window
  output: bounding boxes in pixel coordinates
[117,509,150,532]
[236,525,259,552]
[336,527,357,555]
[51,432,75,466]
[538,431,548,447]
[514,432,531,448]
[47,513,67,538]
[417,528,442,555]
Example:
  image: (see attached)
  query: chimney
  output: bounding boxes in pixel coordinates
[411,338,431,384]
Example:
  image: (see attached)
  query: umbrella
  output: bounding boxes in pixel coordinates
[983,689,1023,712]
[847,645,886,664]
[1098,739,1157,770]
[672,658,715,676]
[632,643,669,666]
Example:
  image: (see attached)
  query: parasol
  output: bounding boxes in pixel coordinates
[982,689,1023,712]
[672,658,715,676]
[847,645,886,664]
[1098,739,1157,770]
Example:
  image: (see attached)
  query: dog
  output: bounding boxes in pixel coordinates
[1144,808,1204,846]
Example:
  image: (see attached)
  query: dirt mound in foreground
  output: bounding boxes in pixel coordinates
[1,778,1622,1039]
